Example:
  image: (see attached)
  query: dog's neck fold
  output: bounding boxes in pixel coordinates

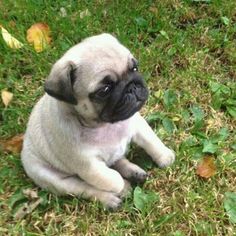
[55,99,107,128]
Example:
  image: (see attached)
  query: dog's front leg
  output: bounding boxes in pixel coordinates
[78,159,126,194]
[131,113,175,168]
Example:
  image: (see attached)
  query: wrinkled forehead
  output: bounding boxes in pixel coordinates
[83,43,133,74]
[64,35,138,92]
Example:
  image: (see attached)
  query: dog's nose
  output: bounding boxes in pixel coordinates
[126,81,148,101]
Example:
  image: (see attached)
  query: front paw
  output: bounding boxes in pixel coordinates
[129,169,148,185]
[98,192,122,210]
[154,148,175,168]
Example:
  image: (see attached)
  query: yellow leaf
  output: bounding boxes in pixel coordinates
[26,23,51,52]
[0,133,24,154]
[172,116,181,122]
[0,25,23,49]
[196,156,216,178]
[1,90,13,107]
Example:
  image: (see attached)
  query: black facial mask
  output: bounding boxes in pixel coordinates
[100,72,148,123]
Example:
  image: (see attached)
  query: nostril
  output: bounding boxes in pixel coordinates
[127,83,138,93]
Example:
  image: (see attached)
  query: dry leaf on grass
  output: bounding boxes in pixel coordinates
[15,189,42,220]
[14,198,43,220]
[149,6,158,14]
[196,156,216,178]
[1,90,13,107]
[0,25,23,49]
[23,189,39,200]
[59,7,67,17]
[80,9,91,19]
[0,133,24,154]
[26,23,51,52]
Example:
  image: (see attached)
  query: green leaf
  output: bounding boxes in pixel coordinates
[190,105,204,129]
[181,136,199,148]
[135,17,148,28]
[193,131,207,140]
[171,230,185,236]
[211,127,229,143]
[162,117,175,134]
[224,192,236,224]
[209,82,230,94]
[117,220,132,229]
[8,189,27,209]
[202,140,218,154]
[227,106,236,118]
[221,16,230,26]
[155,213,176,228]
[211,90,224,109]
[209,82,222,93]
[160,30,169,40]
[133,187,159,214]
[226,99,236,106]
[231,144,236,150]
[188,146,204,159]
[167,47,177,56]
[146,112,164,123]
[181,109,190,123]
[191,105,204,122]
[163,89,177,109]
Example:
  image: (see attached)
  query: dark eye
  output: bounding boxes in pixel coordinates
[96,84,113,97]
[131,58,138,72]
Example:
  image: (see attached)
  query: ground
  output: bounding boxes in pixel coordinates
[0,0,236,235]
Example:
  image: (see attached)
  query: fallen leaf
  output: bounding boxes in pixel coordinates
[26,23,51,52]
[1,90,13,107]
[102,10,107,17]
[59,7,67,17]
[14,198,43,220]
[80,9,91,19]
[196,156,216,178]
[149,6,158,14]
[0,134,24,154]
[23,189,39,200]
[0,25,23,49]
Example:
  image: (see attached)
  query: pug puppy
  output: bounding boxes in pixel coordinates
[21,33,175,209]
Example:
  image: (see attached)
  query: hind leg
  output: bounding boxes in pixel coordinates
[21,154,122,209]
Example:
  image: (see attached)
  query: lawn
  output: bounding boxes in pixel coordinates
[0,0,236,235]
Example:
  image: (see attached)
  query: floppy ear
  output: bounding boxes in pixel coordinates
[44,60,77,105]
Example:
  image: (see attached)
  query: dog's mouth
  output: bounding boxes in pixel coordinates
[100,80,148,123]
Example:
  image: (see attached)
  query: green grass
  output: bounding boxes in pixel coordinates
[1,0,236,235]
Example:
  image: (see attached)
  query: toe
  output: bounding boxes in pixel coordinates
[129,170,148,185]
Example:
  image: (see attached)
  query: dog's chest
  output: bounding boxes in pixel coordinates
[80,120,132,165]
